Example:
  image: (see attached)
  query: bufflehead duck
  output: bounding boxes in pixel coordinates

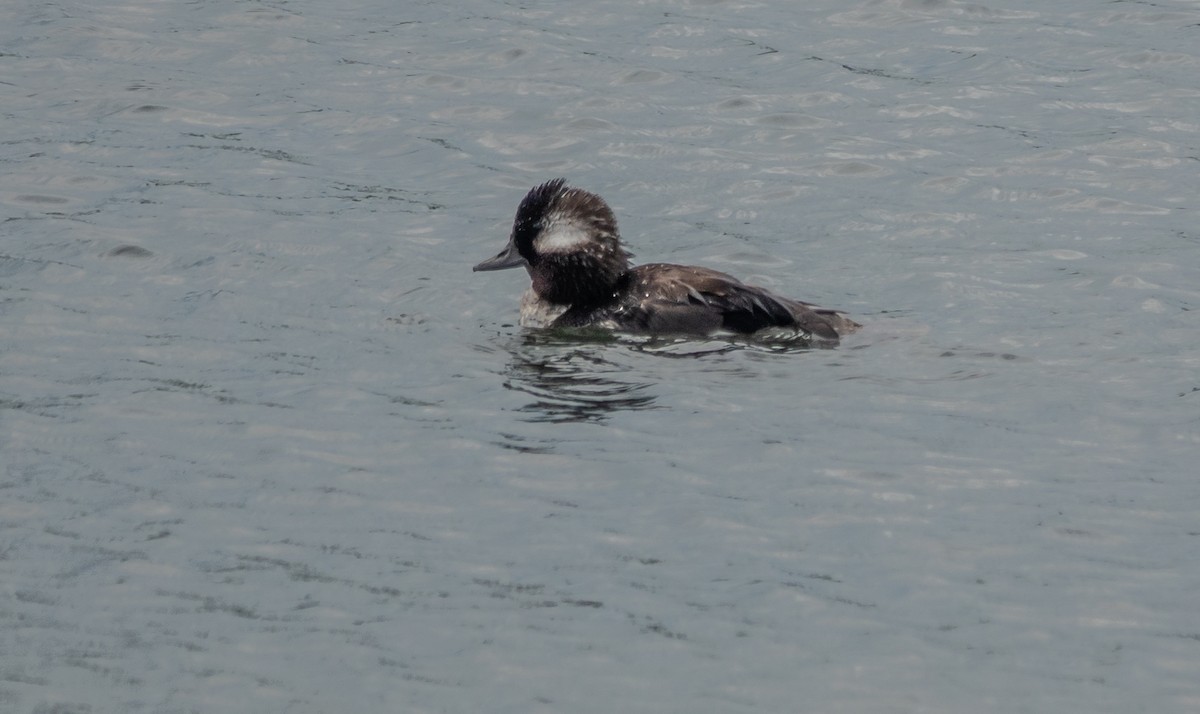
[474,179,860,342]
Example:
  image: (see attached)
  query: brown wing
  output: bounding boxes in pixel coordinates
[617,264,856,340]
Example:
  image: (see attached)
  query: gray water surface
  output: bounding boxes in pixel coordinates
[3,1,1199,712]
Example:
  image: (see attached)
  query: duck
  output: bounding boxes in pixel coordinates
[473,179,859,342]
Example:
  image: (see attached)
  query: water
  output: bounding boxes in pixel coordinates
[3,1,1199,712]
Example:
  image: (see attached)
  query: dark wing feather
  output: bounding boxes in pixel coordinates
[617,264,855,340]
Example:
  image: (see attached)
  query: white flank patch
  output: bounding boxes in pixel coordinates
[518,289,569,327]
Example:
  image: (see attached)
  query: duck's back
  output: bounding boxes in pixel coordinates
[608,263,859,340]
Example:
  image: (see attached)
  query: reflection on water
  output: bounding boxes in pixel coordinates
[501,332,658,423]
[498,330,842,423]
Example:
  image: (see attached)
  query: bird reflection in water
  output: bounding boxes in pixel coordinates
[499,329,833,424]
[502,332,659,424]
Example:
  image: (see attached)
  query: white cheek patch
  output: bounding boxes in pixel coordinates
[533,215,591,254]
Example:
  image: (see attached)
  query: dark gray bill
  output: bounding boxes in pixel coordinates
[473,242,525,272]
